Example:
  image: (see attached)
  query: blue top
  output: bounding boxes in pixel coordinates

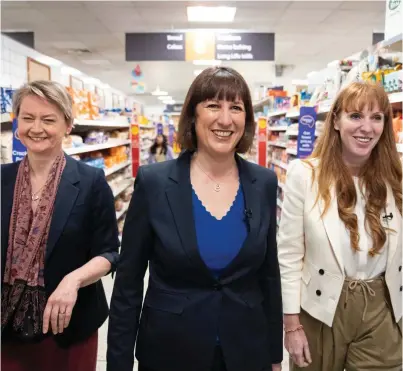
[192,186,248,278]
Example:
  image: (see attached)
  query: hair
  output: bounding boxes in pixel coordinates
[306,81,402,256]
[13,80,74,125]
[150,134,168,155]
[177,66,255,154]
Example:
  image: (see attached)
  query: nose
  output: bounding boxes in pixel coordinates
[359,117,373,134]
[217,107,232,127]
[30,118,44,132]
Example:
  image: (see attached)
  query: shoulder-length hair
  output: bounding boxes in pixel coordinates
[177,66,255,154]
[306,81,402,256]
[150,134,168,155]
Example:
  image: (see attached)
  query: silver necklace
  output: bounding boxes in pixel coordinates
[194,158,234,192]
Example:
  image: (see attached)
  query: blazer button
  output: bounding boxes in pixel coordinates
[213,283,222,291]
[319,269,325,275]
[400,286,402,292]
[316,290,322,296]
[399,266,402,272]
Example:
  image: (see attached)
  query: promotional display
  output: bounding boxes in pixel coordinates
[12,118,27,162]
[257,117,267,167]
[126,32,275,61]
[297,107,317,159]
[131,121,140,177]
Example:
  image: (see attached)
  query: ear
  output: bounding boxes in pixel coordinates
[333,113,340,131]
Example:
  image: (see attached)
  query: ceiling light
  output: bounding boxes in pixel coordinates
[158,95,172,101]
[61,66,82,76]
[193,60,222,66]
[35,56,63,67]
[163,99,176,105]
[151,86,169,96]
[187,6,236,23]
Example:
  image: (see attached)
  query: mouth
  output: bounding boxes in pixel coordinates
[353,136,372,144]
[211,130,233,140]
[28,136,47,142]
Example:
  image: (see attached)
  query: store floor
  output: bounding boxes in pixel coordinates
[96,275,290,371]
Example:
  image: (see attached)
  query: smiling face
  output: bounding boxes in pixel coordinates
[335,105,384,166]
[195,98,246,157]
[17,95,72,156]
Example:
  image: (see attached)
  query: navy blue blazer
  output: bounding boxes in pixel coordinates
[1,155,120,347]
[107,151,283,371]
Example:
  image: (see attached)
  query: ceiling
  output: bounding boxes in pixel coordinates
[1,0,386,105]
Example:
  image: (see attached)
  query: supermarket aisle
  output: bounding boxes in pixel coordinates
[96,274,289,371]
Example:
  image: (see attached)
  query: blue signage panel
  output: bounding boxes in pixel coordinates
[157,123,163,135]
[12,118,27,162]
[297,107,317,159]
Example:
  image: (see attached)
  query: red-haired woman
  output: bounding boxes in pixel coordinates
[278,81,402,370]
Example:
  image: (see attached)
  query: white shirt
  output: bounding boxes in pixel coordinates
[341,178,388,280]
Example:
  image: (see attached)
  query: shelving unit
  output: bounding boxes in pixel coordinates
[104,160,131,177]
[65,139,130,156]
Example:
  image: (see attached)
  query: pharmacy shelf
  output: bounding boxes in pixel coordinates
[267,110,288,118]
[116,201,130,220]
[286,148,298,156]
[278,182,285,190]
[272,159,288,170]
[139,125,155,129]
[74,119,130,128]
[253,97,271,110]
[267,126,288,131]
[268,141,287,149]
[104,161,131,177]
[277,198,283,208]
[65,139,130,155]
[112,179,133,198]
[389,92,403,104]
[286,109,300,119]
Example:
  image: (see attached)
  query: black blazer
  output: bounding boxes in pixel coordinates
[107,151,283,371]
[1,155,120,347]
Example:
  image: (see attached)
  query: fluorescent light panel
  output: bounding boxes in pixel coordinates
[187,6,236,23]
[158,96,172,100]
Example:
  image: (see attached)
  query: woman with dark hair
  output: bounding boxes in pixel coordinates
[278,81,402,370]
[148,134,174,164]
[107,66,283,371]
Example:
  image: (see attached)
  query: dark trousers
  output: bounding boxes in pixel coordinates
[139,345,227,371]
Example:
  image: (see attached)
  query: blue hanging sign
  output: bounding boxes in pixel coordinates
[168,124,175,146]
[157,123,163,135]
[12,118,27,162]
[297,106,317,159]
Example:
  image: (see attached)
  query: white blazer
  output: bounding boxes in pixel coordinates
[278,159,402,327]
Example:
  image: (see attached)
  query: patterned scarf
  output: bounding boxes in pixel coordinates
[1,154,66,341]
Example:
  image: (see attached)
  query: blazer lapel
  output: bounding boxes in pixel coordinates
[385,184,400,270]
[165,152,214,280]
[219,155,261,279]
[318,186,344,273]
[46,156,80,262]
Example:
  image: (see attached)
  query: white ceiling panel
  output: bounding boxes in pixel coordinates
[0,0,387,105]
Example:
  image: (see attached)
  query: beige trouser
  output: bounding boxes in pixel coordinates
[290,276,402,371]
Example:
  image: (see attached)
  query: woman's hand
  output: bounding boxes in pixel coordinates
[42,274,80,335]
[272,363,282,371]
[285,328,312,368]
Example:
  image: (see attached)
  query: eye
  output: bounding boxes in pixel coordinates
[22,116,34,121]
[350,113,361,120]
[373,115,383,121]
[207,103,220,109]
[232,105,243,111]
[43,119,56,124]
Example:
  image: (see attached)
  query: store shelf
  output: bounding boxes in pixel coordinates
[286,130,299,136]
[286,109,300,119]
[267,126,288,131]
[278,182,285,190]
[139,125,155,129]
[74,119,129,128]
[268,141,287,148]
[1,113,12,123]
[286,148,298,156]
[267,110,288,118]
[277,198,283,208]
[64,139,130,155]
[104,161,131,177]
[253,97,271,110]
[272,159,288,170]
[116,201,130,220]
[112,179,133,198]
[389,92,403,104]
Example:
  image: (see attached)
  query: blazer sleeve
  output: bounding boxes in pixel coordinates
[277,160,307,314]
[107,167,152,371]
[89,169,120,272]
[259,172,283,364]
